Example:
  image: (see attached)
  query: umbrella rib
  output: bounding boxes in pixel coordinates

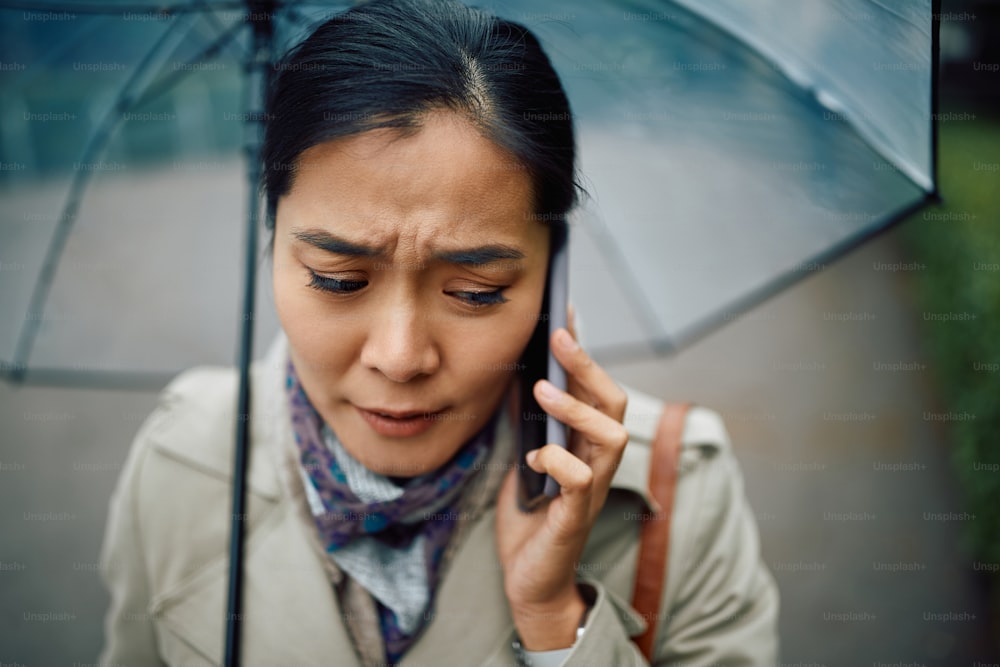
[131,17,247,110]
[10,14,195,378]
[593,194,938,366]
[590,194,937,366]
[864,0,931,36]
[579,206,671,350]
[0,0,246,14]
[282,5,316,31]
[0,365,178,391]
[196,0,251,61]
[3,14,109,93]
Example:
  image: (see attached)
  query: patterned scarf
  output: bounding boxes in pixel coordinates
[285,360,493,663]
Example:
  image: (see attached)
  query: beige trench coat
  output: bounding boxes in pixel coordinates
[99,334,779,666]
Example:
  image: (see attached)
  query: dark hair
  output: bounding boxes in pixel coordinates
[262,0,577,231]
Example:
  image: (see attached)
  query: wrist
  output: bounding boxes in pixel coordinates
[510,588,588,651]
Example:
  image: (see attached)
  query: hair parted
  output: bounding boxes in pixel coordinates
[262,0,578,230]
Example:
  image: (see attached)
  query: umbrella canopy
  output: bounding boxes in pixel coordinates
[0,0,937,386]
[494,0,937,358]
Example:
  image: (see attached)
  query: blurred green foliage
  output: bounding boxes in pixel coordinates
[900,110,1000,566]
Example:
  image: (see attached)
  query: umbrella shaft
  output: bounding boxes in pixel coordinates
[224,5,275,666]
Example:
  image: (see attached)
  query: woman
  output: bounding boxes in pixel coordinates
[99,0,779,664]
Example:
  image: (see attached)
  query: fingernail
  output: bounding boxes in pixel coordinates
[538,380,560,401]
[557,328,578,351]
[526,449,539,464]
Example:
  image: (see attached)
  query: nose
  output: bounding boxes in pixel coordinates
[359,301,441,383]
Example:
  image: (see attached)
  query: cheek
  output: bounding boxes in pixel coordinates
[272,259,355,376]
[272,260,311,347]
[451,283,545,397]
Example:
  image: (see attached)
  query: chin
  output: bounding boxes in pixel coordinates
[359,438,457,478]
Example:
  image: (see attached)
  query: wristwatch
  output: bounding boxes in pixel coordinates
[511,592,593,667]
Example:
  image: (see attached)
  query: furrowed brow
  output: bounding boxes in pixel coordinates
[432,245,525,266]
[291,228,381,257]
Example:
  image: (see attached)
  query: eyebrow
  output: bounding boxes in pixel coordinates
[431,246,525,266]
[292,228,380,257]
[291,227,525,267]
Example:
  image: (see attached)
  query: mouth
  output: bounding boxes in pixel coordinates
[362,407,440,419]
[354,405,446,438]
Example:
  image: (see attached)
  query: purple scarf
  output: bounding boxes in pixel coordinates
[286,359,494,662]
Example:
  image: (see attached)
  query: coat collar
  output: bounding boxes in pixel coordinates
[146,332,290,502]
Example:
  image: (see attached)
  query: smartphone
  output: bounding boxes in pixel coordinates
[516,221,569,512]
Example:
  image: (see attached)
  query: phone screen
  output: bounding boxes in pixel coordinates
[516,221,569,512]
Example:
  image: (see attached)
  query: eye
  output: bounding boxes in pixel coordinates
[450,289,508,307]
[307,270,368,294]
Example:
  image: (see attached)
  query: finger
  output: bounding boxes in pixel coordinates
[561,306,594,407]
[526,444,595,536]
[534,379,629,487]
[567,302,578,341]
[550,327,628,422]
[534,379,616,445]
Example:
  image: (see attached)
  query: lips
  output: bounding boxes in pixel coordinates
[355,405,445,438]
[363,408,435,419]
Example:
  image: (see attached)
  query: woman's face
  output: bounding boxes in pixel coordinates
[272,111,550,477]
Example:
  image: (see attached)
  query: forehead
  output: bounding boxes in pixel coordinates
[279,111,542,251]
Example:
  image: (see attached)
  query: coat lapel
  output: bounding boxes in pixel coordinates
[146,334,362,666]
[151,500,360,666]
[399,397,518,665]
[400,504,514,665]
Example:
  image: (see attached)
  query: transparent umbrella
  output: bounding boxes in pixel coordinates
[0,0,939,662]
[0,0,939,386]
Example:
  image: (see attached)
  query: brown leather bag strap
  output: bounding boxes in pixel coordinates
[630,402,692,662]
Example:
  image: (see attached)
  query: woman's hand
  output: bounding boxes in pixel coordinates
[495,309,630,650]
